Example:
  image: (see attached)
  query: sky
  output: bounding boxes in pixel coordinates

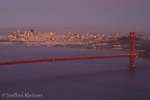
[0,0,150,30]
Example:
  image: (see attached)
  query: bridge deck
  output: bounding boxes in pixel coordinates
[0,54,149,65]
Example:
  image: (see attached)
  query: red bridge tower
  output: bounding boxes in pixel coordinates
[129,32,135,67]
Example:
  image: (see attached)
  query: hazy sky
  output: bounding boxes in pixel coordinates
[0,0,150,30]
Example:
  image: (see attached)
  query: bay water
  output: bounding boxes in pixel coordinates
[0,44,150,100]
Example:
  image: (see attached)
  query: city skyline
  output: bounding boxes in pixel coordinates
[0,0,150,31]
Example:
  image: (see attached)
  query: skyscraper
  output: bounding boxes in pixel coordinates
[18,29,20,34]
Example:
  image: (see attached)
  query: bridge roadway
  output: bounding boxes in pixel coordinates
[0,54,150,65]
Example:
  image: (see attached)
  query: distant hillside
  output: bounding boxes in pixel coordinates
[109,36,150,53]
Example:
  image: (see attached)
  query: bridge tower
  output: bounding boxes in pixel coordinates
[129,32,135,67]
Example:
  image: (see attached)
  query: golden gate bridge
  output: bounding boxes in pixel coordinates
[0,32,150,67]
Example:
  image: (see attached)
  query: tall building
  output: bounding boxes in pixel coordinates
[31,29,34,33]
[18,29,20,34]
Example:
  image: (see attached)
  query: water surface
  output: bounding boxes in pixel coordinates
[0,44,150,100]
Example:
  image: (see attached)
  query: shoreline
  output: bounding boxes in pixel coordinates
[0,42,149,59]
[0,41,146,54]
